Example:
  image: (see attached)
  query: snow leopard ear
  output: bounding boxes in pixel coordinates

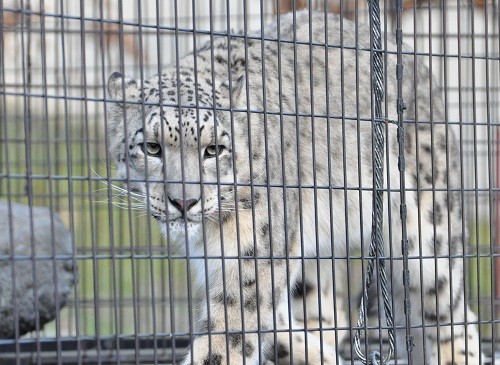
[220,75,245,105]
[107,72,140,104]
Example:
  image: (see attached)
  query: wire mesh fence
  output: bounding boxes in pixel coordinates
[0,0,499,364]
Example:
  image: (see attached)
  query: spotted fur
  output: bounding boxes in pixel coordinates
[107,11,482,365]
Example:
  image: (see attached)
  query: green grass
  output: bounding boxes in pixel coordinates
[468,221,498,339]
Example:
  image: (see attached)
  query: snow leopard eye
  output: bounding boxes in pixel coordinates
[139,142,162,157]
[204,145,224,158]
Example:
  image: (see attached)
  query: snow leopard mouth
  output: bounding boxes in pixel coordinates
[149,200,221,225]
[151,212,202,225]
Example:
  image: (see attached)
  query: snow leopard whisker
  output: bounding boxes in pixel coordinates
[131,213,149,221]
[93,189,145,202]
[91,166,146,200]
[92,192,145,206]
[203,214,218,223]
[90,200,146,211]
[107,201,147,210]
[102,183,145,200]
[215,205,263,213]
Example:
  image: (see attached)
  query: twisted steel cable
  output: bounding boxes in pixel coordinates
[353,0,396,363]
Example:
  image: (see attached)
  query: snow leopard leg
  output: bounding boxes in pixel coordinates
[421,196,481,365]
[180,244,298,364]
[422,236,482,365]
[263,260,347,364]
[181,257,342,364]
[392,252,482,365]
[267,293,343,365]
[406,254,481,365]
[180,251,295,364]
[180,206,341,364]
[291,260,350,350]
[392,200,481,365]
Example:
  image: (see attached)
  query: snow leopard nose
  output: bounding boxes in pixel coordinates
[169,197,198,212]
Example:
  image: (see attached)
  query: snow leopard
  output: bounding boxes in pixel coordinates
[106,10,482,365]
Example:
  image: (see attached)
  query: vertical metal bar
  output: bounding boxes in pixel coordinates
[455,3,471,365]
[218,2,232,361]
[172,1,194,357]
[170,0,196,361]
[321,5,343,365]
[440,2,459,365]
[0,3,22,364]
[273,4,295,363]
[342,0,362,359]
[411,3,429,363]
[237,1,254,364]
[463,4,482,362]
[40,1,63,363]
[83,0,103,359]
[114,0,129,346]
[62,1,82,361]
[114,1,141,361]
[206,0,230,361]
[26,0,42,358]
[351,1,363,361]
[196,0,216,361]
[494,0,500,347]
[395,0,413,363]
[482,0,497,358]
[290,4,309,363]
[53,0,62,216]
[305,6,325,362]
[53,4,64,229]
[20,1,33,205]
[444,3,456,358]
[18,6,43,363]
[133,1,160,362]
[495,42,500,357]
[150,2,179,362]
[424,1,445,363]
[470,6,485,365]
[260,0,280,360]
[187,1,213,363]
[189,5,217,365]
[497,126,500,346]
[223,2,247,364]
[80,1,99,356]
[97,1,121,363]
[258,1,275,362]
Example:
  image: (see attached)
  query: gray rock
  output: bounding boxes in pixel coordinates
[0,202,76,338]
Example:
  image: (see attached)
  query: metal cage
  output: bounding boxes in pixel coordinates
[0,0,499,364]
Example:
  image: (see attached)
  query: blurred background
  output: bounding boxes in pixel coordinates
[0,0,499,362]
